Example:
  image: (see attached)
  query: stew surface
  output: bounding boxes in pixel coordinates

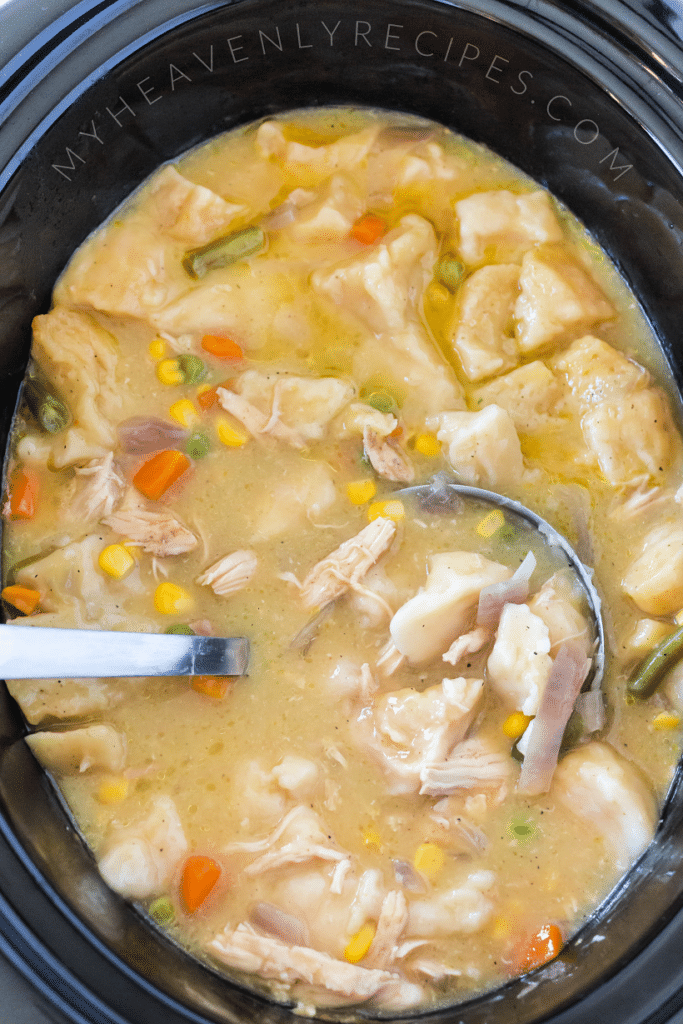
[3,108,683,1013]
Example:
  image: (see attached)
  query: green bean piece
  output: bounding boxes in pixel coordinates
[185,431,211,459]
[178,354,206,384]
[435,253,465,293]
[365,391,398,416]
[149,896,175,925]
[183,225,265,279]
[165,623,195,636]
[24,371,71,434]
[628,623,683,699]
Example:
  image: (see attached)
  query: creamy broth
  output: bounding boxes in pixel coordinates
[3,108,683,1013]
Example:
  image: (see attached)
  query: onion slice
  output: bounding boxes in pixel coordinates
[518,641,591,795]
[249,901,309,947]
[477,551,536,629]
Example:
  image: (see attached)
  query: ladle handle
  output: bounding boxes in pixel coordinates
[0,624,249,678]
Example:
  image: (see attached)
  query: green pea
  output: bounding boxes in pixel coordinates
[165,623,195,636]
[365,391,397,415]
[186,431,211,459]
[149,896,175,925]
[178,354,206,384]
[183,225,265,278]
[508,816,537,845]
[435,253,465,292]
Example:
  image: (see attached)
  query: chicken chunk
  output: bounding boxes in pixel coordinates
[32,308,121,457]
[363,677,484,793]
[242,807,347,876]
[428,406,525,490]
[390,552,511,665]
[552,742,657,871]
[104,506,198,556]
[622,523,683,616]
[26,724,126,774]
[209,924,395,1001]
[487,603,553,715]
[419,737,513,797]
[98,796,188,899]
[515,246,615,354]
[455,189,562,265]
[443,626,490,667]
[364,891,409,969]
[363,427,414,483]
[470,361,563,434]
[448,264,520,382]
[300,517,396,611]
[196,549,258,597]
[407,870,496,936]
[64,453,125,522]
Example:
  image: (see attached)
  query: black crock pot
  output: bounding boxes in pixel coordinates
[2,1,683,1022]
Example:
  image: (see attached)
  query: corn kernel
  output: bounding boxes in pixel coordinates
[169,399,199,429]
[675,609,683,626]
[491,916,512,940]
[363,826,383,852]
[368,499,405,523]
[414,841,445,879]
[426,281,451,305]
[344,922,376,963]
[477,509,505,539]
[156,358,183,386]
[414,432,441,457]
[154,581,192,615]
[216,417,248,448]
[347,479,377,505]
[653,711,681,730]
[148,337,166,359]
[502,711,532,740]
[97,777,129,804]
[98,544,135,580]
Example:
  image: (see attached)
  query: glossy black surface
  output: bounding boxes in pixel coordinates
[1,1,683,1022]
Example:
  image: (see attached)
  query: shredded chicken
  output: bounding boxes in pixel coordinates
[68,453,125,520]
[363,427,415,483]
[419,738,512,797]
[209,924,396,1001]
[300,518,396,610]
[217,387,307,448]
[364,890,409,969]
[443,627,490,667]
[196,549,258,596]
[104,506,198,557]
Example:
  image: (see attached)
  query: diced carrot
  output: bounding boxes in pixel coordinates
[196,380,233,411]
[350,213,386,245]
[201,334,244,360]
[133,449,190,501]
[180,855,221,914]
[9,468,39,519]
[516,923,563,973]
[2,585,41,615]
[192,676,232,699]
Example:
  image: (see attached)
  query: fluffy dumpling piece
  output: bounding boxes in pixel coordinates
[390,552,511,664]
[407,870,497,936]
[580,389,673,487]
[515,246,615,354]
[98,796,188,899]
[447,264,520,382]
[622,523,683,616]
[428,406,525,489]
[486,603,553,716]
[26,724,126,774]
[455,189,563,265]
[470,361,563,434]
[552,334,650,405]
[256,120,379,182]
[32,308,121,463]
[552,742,657,872]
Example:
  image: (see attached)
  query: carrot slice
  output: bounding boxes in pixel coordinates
[517,924,563,973]
[350,213,386,245]
[192,676,233,699]
[133,449,190,501]
[196,379,234,411]
[201,335,244,360]
[9,468,39,519]
[2,585,41,615]
[180,855,221,914]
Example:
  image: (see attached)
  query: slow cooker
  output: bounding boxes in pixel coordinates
[2,0,683,1021]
